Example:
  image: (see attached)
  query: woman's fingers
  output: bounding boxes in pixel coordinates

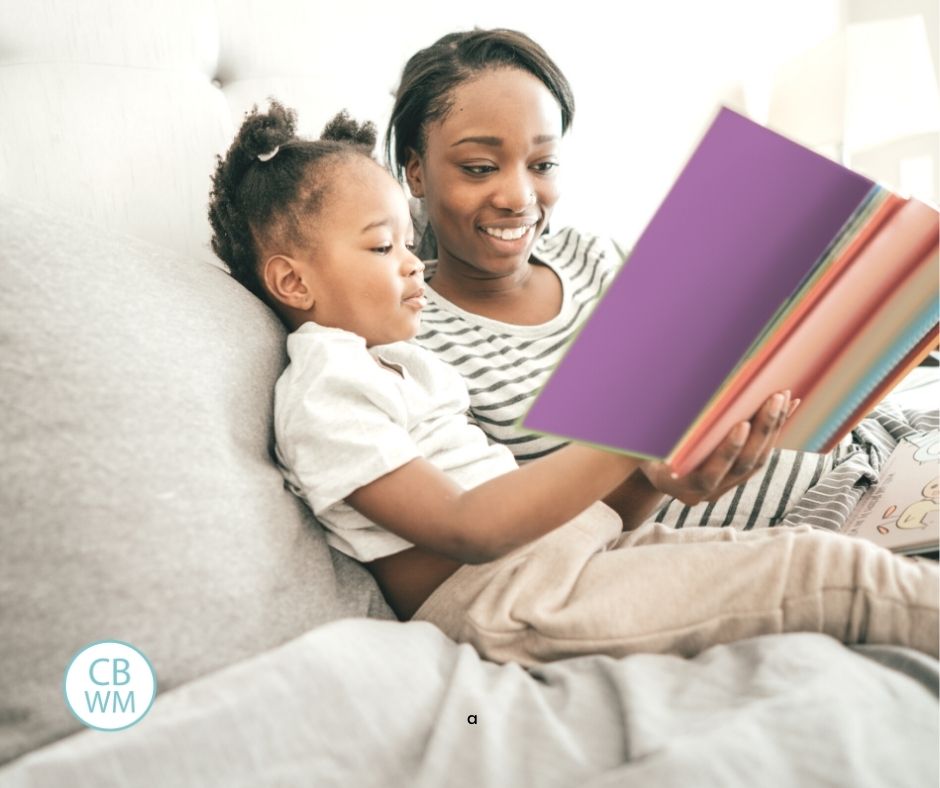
[671,420,751,504]
[787,398,802,418]
[647,391,802,506]
[727,390,789,478]
[704,391,801,502]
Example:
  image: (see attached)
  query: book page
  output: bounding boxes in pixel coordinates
[841,430,940,554]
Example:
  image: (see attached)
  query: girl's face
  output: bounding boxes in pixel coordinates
[292,158,426,346]
[405,67,563,278]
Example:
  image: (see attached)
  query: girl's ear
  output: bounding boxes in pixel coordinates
[404,149,425,198]
[262,255,315,311]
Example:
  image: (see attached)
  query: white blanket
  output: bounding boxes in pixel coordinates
[1,620,936,787]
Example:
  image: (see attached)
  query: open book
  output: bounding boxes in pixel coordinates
[841,430,939,555]
[521,107,940,476]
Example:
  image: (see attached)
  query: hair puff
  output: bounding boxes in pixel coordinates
[321,111,378,151]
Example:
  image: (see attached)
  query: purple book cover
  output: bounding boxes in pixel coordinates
[521,107,875,459]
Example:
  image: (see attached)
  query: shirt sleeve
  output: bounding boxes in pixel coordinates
[274,329,421,517]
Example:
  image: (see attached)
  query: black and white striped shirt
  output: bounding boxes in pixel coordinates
[414,226,625,463]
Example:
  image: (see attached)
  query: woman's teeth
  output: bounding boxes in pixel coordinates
[483,225,530,241]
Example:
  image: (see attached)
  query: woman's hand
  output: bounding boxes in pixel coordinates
[639,390,800,506]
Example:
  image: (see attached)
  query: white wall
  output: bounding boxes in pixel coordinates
[5,0,933,252]
[217,0,848,244]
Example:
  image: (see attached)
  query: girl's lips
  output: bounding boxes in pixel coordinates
[402,290,427,310]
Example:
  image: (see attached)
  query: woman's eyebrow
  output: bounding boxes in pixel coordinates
[452,135,501,148]
[451,134,558,147]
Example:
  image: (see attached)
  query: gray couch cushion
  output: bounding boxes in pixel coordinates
[0,197,394,765]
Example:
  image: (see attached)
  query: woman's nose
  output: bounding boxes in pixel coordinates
[492,168,536,213]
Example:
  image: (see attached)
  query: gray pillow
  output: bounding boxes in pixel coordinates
[0,197,394,765]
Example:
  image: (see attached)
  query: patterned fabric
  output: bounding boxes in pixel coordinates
[653,403,940,532]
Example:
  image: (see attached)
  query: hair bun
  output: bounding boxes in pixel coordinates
[321,110,378,150]
[238,99,297,161]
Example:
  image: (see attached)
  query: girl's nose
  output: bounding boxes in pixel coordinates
[405,249,425,276]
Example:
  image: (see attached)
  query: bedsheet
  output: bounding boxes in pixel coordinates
[0,619,936,787]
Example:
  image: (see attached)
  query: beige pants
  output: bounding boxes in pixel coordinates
[413,503,940,666]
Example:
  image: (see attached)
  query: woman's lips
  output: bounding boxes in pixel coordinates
[478,220,538,249]
[481,224,533,241]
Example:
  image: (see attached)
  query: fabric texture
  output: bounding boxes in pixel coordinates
[0,197,393,766]
[414,226,626,462]
[414,502,940,666]
[653,403,940,532]
[0,619,936,788]
[274,323,517,561]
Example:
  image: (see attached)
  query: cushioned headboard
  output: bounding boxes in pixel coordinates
[0,0,400,266]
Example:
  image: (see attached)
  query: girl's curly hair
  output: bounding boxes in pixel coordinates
[208,100,377,300]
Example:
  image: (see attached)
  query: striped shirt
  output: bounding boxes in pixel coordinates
[652,402,939,532]
[414,226,625,462]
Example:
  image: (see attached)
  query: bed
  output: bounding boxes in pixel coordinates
[1,2,937,785]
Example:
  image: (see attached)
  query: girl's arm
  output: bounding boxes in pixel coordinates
[347,444,639,565]
[347,395,788,564]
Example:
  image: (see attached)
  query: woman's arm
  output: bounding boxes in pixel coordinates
[603,471,667,530]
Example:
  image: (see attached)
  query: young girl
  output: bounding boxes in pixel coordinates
[207,101,939,667]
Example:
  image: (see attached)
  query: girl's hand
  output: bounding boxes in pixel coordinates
[640,390,800,506]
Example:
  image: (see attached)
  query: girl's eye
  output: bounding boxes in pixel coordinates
[371,245,392,255]
[461,164,496,176]
[405,242,416,253]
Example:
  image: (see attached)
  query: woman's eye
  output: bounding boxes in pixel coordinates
[533,161,559,173]
[461,164,496,176]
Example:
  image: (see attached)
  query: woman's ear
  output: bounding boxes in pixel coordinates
[404,148,425,198]
[262,254,315,312]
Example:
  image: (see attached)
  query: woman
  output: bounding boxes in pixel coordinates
[385,28,935,531]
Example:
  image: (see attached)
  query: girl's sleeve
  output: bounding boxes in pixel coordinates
[274,336,421,517]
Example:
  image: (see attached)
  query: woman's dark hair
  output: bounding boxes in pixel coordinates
[208,99,377,299]
[385,28,575,181]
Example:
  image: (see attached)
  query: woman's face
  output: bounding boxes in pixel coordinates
[405,67,563,278]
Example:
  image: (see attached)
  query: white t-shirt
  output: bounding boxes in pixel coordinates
[274,322,518,562]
